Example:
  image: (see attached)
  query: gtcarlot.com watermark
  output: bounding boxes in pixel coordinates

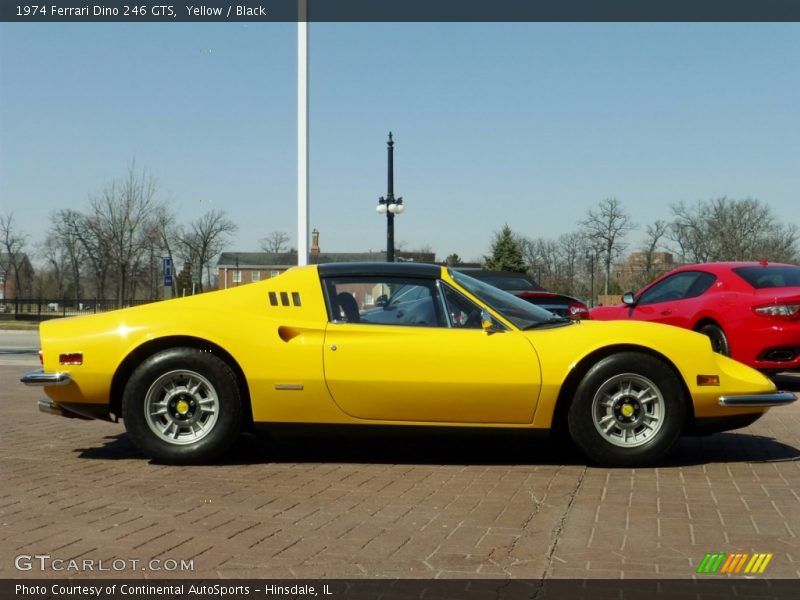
[14,554,195,573]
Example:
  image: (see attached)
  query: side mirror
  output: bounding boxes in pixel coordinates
[622,292,636,306]
[375,294,388,308]
[480,309,504,334]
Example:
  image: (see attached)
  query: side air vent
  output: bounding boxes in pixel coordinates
[268,291,302,307]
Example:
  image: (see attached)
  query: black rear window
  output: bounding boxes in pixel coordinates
[480,275,537,290]
[461,271,542,291]
[733,266,800,288]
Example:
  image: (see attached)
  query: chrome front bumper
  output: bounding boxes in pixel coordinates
[719,391,797,407]
[20,369,72,386]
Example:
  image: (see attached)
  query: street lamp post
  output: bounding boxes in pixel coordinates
[376,132,404,262]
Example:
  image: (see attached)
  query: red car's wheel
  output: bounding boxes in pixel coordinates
[697,323,730,356]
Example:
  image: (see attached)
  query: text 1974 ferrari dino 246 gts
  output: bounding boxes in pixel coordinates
[22,263,796,467]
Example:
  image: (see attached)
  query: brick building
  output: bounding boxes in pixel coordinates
[216,230,436,290]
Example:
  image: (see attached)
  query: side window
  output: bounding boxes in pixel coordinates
[441,284,484,329]
[324,277,446,327]
[638,271,715,305]
[684,272,716,298]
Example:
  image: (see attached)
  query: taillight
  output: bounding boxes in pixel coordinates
[568,302,590,319]
[59,352,83,365]
[38,350,43,365]
[753,303,800,320]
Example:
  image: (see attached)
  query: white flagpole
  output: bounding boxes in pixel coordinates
[297,3,309,266]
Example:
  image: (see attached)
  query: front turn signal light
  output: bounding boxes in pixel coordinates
[697,374,720,387]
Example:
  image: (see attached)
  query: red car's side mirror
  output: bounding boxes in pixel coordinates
[622,292,636,306]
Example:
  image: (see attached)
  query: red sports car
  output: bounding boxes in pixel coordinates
[590,262,800,372]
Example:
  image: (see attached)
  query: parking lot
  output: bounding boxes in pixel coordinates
[1,331,800,580]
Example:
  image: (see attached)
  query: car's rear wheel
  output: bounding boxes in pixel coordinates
[567,352,686,467]
[122,347,242,464]
[697,323,730,356]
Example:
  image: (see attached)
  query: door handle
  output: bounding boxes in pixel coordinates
[660,309,672,316]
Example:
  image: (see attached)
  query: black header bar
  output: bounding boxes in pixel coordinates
[3,1,800,23]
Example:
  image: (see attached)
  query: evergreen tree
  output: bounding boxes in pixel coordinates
[484,225,527,273]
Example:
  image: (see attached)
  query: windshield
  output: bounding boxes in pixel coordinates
[450,270,563,330]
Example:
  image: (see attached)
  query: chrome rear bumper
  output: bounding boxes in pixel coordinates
[719,391,797,407]
[20,369,71,386]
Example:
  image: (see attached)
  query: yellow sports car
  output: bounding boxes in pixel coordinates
[22,263,797,467]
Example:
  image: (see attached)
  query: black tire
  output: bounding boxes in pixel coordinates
[697,323,730,356]
[122,347,242,464]
[567,352,686,467]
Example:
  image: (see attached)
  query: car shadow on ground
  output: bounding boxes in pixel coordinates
[74,427,799,467]
[664,432,800,466]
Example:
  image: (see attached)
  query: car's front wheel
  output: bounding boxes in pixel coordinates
[122,347,242,464]
[567,352,686,467]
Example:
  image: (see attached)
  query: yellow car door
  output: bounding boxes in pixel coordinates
[323,322,541,424]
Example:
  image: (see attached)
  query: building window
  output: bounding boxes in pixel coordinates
[270,270,281,278]
[232,270,242,284]
[252,271,261,282]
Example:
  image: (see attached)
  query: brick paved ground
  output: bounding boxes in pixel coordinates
[1,364,798,580]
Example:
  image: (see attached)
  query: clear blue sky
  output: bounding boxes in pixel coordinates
[1,23,798,263]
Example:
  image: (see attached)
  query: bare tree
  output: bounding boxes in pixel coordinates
[53,209,112,302]
[522,232,593,297]
[260,231,290,254]
[50,209,88,306]
[0,213,32,299]
[556,231,585,295]
[89,162,163,303]
[179,210,238,292]
[669,197,798,263]
[520,236,559,288]
[38,235,70,299]
[637,219,670,287]
[580,198,635,295]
